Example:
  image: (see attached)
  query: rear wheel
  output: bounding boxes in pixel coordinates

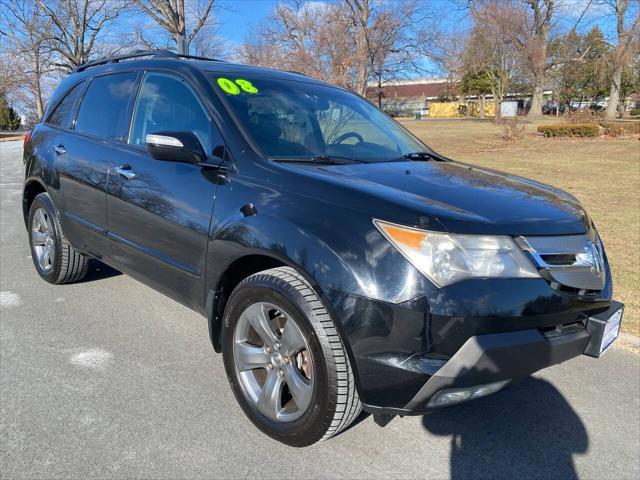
[222,267,361,446]
[28,193,88,284]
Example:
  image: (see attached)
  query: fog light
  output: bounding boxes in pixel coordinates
[427,380,510,408]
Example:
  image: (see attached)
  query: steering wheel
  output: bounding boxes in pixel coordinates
[331,132,364,145]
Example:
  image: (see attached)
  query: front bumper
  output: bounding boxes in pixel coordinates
[326,274,616,415]
[359,300,623,416]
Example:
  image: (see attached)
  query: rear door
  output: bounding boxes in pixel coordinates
[56,71,139,257]
[106,71,222,310]
[40,80,86,244]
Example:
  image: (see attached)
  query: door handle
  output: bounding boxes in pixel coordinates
[114,165,136,180]
[53,144,66,155]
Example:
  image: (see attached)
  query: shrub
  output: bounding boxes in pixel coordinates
[630,109,640,117]
[499,117,526,140]
[537,123,599,137]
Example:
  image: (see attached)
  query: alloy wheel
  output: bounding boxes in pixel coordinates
[233,301,314,422]
[31,208,55,272]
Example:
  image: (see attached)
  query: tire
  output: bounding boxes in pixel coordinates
[222,266,361,447]
[28,193,88,284]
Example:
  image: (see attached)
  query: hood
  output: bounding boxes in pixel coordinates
[290,160,590,236]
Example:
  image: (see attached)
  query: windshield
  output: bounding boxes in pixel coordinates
[210,75,426,162]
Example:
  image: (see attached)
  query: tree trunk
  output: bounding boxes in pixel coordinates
[492,87,502,122]
[606,66,622,119]
[176,34,188,54]
[356,63,368,97]
[479,95,485,119]
[528,82,544,118]
[33,53,44,120]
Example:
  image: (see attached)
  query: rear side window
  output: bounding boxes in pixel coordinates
[47,81,85,128]
[74,72,138,141]
[129,73,214,153]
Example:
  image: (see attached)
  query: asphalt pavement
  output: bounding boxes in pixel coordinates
[1,140,639,479]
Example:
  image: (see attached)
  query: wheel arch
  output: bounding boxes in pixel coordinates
[206,252,318,353]
[22,179,47,228]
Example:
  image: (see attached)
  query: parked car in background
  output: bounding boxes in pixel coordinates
[22,50,624,447]
[590,99,608,112]
[542,100,565,115]
[569,100,592,111]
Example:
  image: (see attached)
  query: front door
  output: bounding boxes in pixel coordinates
[106,71,223,310]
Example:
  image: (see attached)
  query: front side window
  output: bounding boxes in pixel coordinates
[47,81,85,128]
[74,72,138,141]
[129,73,213,154]
[211,76,425,162]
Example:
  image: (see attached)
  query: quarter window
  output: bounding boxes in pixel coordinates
[129,73,214,154]
[46,81,85,128]
[74,72,138,141]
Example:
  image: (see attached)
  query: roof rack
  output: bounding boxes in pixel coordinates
[73,49,225,73]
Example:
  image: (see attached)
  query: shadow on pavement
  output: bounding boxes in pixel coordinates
[81,259,122,282]
[422,378,588,480]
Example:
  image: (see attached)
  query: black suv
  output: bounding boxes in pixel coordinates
[23,50,623,447]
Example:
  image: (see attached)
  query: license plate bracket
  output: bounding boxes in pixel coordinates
[583,301,624,358]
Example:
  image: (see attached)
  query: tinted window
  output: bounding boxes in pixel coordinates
[47,81,84,128]
[211,76,424,161]
[129,73,214,153]
[75,72,138,141]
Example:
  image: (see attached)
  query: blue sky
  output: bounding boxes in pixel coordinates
[216,0,280,45]
[213,0,471,47]
[211,0,626,48]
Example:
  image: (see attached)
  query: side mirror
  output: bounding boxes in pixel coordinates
[145,131,206,164]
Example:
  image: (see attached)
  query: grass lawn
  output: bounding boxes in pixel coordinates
[402,118,640,336]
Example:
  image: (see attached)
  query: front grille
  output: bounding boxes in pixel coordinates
[517,230,606,294]
[540,253,576,265]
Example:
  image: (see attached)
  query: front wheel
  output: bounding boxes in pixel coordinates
[222,267,361,447]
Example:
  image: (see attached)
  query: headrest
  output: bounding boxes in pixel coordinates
[249,112,281,139]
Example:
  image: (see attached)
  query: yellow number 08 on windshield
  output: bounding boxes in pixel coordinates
[217,77,258,95]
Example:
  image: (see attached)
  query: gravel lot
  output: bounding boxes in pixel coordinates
[1,140,639,479]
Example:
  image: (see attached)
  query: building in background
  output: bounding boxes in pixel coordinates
[365,78,453,116]
[366,78,560,117]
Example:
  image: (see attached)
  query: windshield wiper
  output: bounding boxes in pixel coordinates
[310,154,366,164]
[276,155,364,165]
[402,152,436,161]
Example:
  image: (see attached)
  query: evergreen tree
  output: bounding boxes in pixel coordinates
[460,70,494,118]
[552,27,611,106]
[0,96,21,130]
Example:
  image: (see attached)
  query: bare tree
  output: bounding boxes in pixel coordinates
[517,0,555,118]
[40,0,129,71]
[343,0,373,95]
[432,32,466,99]
[343,0,432,96]
[242,0,435,97]
[600,0,640,118]
[462,1,521,119]
[131,0,216,54]
[189,23,224,58]
[0,0,54,119]
[0,48,26,100]
[368,0,438,107]
[241,1,357,89]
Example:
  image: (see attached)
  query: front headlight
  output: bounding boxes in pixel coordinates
[374,219,540,287]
